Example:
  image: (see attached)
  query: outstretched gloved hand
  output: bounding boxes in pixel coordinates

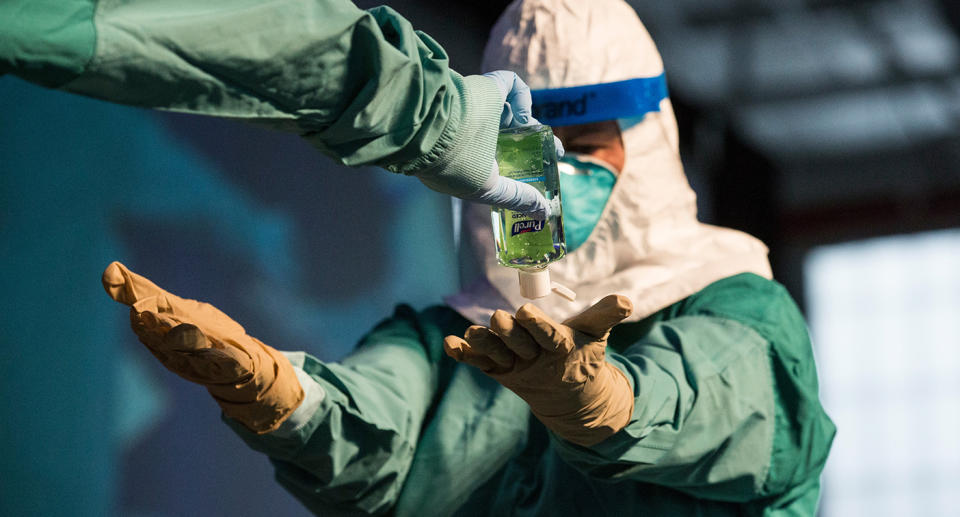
[444,295,635,447]
[101,261,303,434]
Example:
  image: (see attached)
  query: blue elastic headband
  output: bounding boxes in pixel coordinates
[530,73,668,127]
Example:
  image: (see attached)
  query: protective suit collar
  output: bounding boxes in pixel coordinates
[447,0,771,325]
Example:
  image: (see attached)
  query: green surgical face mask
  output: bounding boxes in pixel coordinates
[558,153,617,252]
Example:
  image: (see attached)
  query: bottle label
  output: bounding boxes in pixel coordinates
[494,125,564,267]
[501,135,549,242]
[511,219,544,236]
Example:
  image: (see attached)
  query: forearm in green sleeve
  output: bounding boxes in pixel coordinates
[1,0,501,194]
[550,346,694,471]
[225,350,430,515]
[222,306,452,515]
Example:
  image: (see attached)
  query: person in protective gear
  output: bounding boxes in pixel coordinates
[100,0,836,515]
[0,0,558,217]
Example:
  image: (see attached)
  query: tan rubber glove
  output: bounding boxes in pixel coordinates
[101,261,304,434]
[444,295,635,447]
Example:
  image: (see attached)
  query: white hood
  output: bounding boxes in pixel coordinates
[446,0,772,325]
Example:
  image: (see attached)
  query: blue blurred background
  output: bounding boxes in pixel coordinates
[0,57,459,516]
[1,0,959,515]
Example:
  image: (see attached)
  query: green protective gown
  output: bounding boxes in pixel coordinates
[0,0,503,196]
[225,273,836,516]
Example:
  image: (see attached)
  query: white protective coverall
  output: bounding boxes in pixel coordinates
[448,0,774,324]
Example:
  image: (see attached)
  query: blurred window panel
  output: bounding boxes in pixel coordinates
[805,228,960,517]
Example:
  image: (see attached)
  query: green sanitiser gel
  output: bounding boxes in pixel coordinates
[491,125,575,301]
[492,125,564,267]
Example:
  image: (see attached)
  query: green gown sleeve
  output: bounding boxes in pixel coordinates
[0,0,503,195]
[552,274,836,515]
[223,305,466,516]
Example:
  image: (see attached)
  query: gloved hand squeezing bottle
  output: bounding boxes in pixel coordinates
[415,71,564,220]
[444,295,635,446]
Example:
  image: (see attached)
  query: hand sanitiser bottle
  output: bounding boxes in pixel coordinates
[491,125,576,301]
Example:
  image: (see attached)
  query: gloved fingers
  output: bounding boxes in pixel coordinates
[483,70,510,99]
[563,295,633,338]
[104,261,247,340]
[129,306,179,350]
[173,331,256,385]
[443,335,499,372]
[102,261,168,307]
[128,309,193,370]
[499,103,516,128]
[162,296,247,341]
[464,325,516,368]
[479,71,562,161]
[476,172,550,220]
[489,310,540,360]
[483,70,533,128]
[515,303,575,354]
[503,73,533,127]
[160,324,255,384]
[130,308,216,353]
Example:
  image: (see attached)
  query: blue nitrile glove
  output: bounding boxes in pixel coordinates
[480,71,565,219]
[484,70,536,128]
[483,71,565,156]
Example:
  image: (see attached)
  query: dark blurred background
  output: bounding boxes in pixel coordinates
[1,0,958,515]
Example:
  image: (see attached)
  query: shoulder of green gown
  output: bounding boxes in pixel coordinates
[609,273,806,352]
[605,272,835,508]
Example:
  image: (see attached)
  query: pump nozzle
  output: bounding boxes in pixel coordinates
[518,268,576,302]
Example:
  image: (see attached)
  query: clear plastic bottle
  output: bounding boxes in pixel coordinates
[491,125,574,301]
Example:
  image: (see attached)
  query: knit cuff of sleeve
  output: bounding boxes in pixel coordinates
[388,73,504,198]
